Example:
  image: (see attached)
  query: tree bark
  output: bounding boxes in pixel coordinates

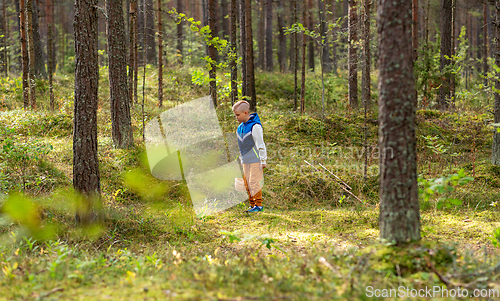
[493,0,500,166]
[277,0,286,72]
[300,1,306,114]
[158,0,163,107]
[412,0,418,61]
[348,0,358,108]
[361,0,370,106]
[239,0,247,97]
[438,0,452,110]
[319,0,331,73]
[378,0,421,244]
[331,0,337,75]
[230,0,237,104]
[258,0,264,69]
[32,0,46,78]
[129,0,137,104]
[26,0,36,109]
[145,0,156,65]
[307,0,314,71]
[221,0,229,38]
[484,1,488,87]
[265,0,273,71]
[208,0,217,107]
[0,1,5,75]
[294,0,298,110]
[177,0,183,65]
[47,0,54,110]
[73,0,101,224]
[245,0,256,110]
[107,0,133,149]
[20,0,29,108]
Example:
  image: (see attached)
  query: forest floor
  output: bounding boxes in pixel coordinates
[0,68,500,300]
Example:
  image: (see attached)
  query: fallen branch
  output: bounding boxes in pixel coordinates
[319,163,353,190]
[303,160,370,206]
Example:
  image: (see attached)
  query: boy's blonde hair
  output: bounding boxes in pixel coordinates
[232,100,250,113]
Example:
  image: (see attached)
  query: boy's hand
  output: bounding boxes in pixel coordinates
[260,163,266,170]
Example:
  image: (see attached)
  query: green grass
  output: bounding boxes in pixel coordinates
[0,67,500,300]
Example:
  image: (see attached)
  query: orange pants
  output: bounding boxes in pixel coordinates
[242,163,263,207]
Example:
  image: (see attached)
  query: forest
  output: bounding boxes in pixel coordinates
[0,0,500,299]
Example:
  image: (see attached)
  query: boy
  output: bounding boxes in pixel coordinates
[232,100,267,213]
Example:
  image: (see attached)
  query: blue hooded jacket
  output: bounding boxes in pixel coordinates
[237,113,262,164]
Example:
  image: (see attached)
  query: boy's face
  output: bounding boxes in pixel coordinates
[233,109,250,124]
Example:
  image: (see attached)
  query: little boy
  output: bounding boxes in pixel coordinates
[232,100,267,213]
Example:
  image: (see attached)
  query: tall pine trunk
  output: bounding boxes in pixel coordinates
[319,0,331,73]
[32,0,46,78]
[74,0,101,224]
[145,0,156,65]
[258,0,264,69]
[265,0,273,71]
[294,0,299,110]
[307,0,314,71]
[245,0,256,110]
[26,0,36,109]
[332,0,337,75]
[438,0,452,110]
[158,0,163,107]
[300,1,306,114]
[177,0,183,65]
[412,0,418,60]
[239,0,247,97]
[107,0,133,149]
[348,0,358,108]
[0,0,5,75]
[47,0,54,110]
[277,0,286,72]
[20,0,29,108]
[484,1,488,87]
[230,0,237,104]
[129,0,138,104]
[378,0,420,244]
[493,0,500,165]
[361,0,370,106]
[208,0,217,107]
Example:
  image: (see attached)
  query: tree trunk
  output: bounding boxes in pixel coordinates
[47,0,54,110]
[293,0,298,110]
[26,0,36,109]
[20,0,29,108]
[145,0,156,65]
[277,0,286,72]
[265,0,273,71]
[378,0,421,244]
[307,0,314,71]
[319,0,331,73]
[361,0,370,106]
[331,0,337,75]
[245,0,256,110]
[208,0,217,107]
[221,0,229,38]
[230,0,237,104]
[300,1,306,114]
[158,0,163,107]
[0,1,5,75]
[137,0,144,65]
[73,0,101,224]
[412,0,418,61]
[348,0,358,109]
[177,0,183,65]
[258,0,264,69]
[484,1,488,87]
[32,0,46,78]
[239,0,247,97]
[438,0,452,110]
[129,0,138,104]
[493,0,500,165]
[107,0,133,149]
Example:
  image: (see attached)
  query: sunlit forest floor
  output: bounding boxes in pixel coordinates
[0,67,499,300]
